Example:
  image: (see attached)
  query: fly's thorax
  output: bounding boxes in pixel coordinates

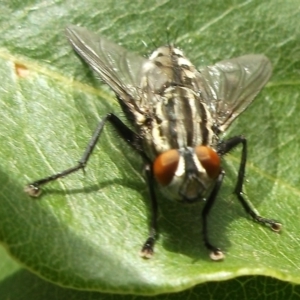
[138,85,216,161]
[133,45,216,159]
[153,146,221,202]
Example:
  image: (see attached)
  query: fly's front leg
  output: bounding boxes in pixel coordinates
[202,170,225,261]
[218,136,281,232]
[140,164,158,259]
[25,113,147,197]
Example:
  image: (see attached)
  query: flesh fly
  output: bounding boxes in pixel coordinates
[25,25,281,260]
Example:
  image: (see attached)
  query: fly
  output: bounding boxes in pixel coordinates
[25,25,281,260]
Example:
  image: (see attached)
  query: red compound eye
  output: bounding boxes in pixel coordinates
[153,149,180,186]
[195,146,221,178]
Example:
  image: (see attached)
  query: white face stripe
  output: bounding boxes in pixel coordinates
[175,155,185,177]
[192,152,206,174]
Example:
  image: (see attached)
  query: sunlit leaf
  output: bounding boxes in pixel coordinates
[0,0,299,297]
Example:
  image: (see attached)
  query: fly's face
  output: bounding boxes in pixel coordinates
[25,25,281,260]
[153,146,221,202]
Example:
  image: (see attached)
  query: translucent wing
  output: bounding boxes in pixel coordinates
[196,55,272,132]
[65,25,148,102]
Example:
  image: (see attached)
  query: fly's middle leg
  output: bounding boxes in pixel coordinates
[25,113,145,196]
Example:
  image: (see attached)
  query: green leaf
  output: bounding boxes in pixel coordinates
[1,245,300,300]
[0,0,300,297]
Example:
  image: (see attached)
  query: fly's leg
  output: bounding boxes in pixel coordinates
[25,113,148,196]
[218,136,282,232]
[140,164,158,259]
[202,170,225,261]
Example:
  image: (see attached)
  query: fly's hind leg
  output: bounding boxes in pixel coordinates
[218,135,282,232]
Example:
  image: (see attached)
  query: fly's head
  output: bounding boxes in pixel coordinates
[153,146,221,202]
